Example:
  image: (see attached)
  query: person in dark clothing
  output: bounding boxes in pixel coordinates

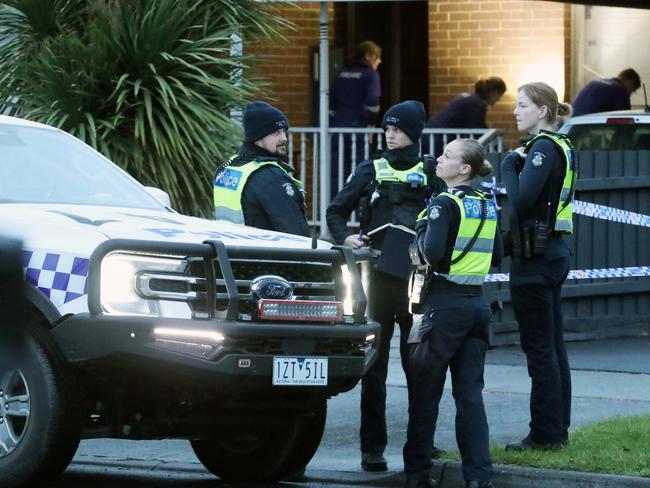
[330,40,382,198]
[213,101,310,237]
[571,68,641,117]
[502,82,577,451]
[327,100,446,473]
[423,77,506,156]
[403,139,502,488]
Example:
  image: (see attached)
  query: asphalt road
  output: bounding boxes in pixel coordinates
[50,336,650,487]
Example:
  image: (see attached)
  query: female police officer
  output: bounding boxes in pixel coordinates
[327,100,445,472]
[502,83,576,451]
[403,139,501,488]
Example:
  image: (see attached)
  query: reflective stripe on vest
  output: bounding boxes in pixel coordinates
[213,158,302,224]
[524,132,577,234]
[372,158,428,186]
[437,191,497,286]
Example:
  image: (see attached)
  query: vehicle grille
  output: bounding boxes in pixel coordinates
[186,258,340,319]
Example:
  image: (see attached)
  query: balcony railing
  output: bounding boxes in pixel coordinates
[286,127,505,236]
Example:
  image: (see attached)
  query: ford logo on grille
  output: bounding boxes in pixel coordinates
[250,275,293,300]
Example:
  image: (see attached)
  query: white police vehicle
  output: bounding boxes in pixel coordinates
[0,115,379,486]
[560,109,650,150]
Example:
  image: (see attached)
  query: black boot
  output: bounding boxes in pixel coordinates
[361,451,387,472]
[505,435,562,451]
[431,445,445,459]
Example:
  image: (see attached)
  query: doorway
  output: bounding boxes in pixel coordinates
[335,1,429,117]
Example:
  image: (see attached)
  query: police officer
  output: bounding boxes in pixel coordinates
[213,101,310,237]
[571,68,640,117]
[502,82,576,451]
[423,77,506,156]
[329,40,382,197]
[403,139,501,488]
[327,100,445,472]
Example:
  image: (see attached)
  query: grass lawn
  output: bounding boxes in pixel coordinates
[441,415,650,477]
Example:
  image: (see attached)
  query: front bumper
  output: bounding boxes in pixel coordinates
[52,313,380,394]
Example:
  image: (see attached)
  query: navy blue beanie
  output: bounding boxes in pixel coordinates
[382,100,426,143]
[243,101,289,143]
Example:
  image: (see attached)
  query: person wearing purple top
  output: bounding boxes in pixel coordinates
[330,41,382,197]
[423,77,506,157]
[571,68,641,117]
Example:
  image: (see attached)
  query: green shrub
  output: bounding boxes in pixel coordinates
[0,0,290,216]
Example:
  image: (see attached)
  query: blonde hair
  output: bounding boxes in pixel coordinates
[518,82,572,125]
[356,40,382,60]
[457,138,492,178]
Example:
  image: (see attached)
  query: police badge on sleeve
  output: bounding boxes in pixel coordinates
[283,182,295,197]
[531,152,546,167]
[428,205,441,220]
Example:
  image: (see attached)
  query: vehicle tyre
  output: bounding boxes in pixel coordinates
[191,399,327,482]
[0,321,84,488]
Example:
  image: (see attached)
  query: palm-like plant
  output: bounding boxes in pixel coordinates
[0,0,290,216]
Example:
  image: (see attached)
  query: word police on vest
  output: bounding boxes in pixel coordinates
[214,168,243,190]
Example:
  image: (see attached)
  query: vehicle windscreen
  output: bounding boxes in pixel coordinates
[566,123,650,150]
[0,124,164,209]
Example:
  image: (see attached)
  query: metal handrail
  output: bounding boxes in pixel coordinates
[286,127,505,235]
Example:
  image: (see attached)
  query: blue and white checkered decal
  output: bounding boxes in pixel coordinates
[22,250,89,305]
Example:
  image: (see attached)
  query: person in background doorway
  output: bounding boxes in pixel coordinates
[423,77,507,157]
[571,68,641,117]
[213,101,310,237]
[330,40,382,197]
[327,100,445,473]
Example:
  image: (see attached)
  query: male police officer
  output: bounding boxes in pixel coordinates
[327,100,445,472]
[213,101,310,237]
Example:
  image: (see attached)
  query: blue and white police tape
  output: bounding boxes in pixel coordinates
[486,266,650,283]
[480,181,650,228]
[573,200,650,228]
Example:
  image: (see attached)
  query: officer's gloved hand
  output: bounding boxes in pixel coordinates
[501,150,524,173]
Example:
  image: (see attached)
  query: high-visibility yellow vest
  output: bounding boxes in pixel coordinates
[437,190,497,286]
[372,158,428,186]
[524,132,577,233]
[213,157,302,225]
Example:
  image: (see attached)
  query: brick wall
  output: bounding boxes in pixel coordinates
[245,2,339,127]
[427,0,571,148]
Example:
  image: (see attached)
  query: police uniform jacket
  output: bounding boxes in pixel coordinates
[215,143,310,237]
[415,185,503,296]
[326,143,445,246]
[501,132,572,286]
[571,78,631,117]
[330,59,381,128]
[426,93,488,130]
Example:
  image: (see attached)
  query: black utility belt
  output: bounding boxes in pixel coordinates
[510,222,562,259]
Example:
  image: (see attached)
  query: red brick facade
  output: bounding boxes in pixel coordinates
[247,0,571,148]
[246,2,339,127]
[427,0,570,147]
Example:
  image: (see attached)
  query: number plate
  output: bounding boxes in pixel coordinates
[272,356,328,386]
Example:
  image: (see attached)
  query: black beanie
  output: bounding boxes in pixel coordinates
[382,100,426,143]
[243,101,289,143]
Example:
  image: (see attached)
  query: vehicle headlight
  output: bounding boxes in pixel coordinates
[100,252,190,318]
[340,264,354,317]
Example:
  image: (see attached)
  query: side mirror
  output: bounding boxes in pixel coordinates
[144,186,172,208]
